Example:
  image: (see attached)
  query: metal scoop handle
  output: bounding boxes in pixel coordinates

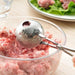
[39,34,75,57]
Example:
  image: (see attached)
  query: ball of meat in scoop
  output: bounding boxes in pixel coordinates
[15,20,44,48]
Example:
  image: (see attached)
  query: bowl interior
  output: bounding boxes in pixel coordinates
[0,16,66,60]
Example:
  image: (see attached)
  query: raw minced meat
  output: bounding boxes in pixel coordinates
[0,27,61,75]
[37,0,55,8]
[60,0,75,9]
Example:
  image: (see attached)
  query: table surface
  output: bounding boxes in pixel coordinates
[8,0,75,75]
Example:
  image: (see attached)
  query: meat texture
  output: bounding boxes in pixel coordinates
[0,27,61,75]
[60,0,75,9]
[73,55,75,67]
[37,0,55,8]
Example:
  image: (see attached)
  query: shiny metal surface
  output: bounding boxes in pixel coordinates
[15,20,44,48]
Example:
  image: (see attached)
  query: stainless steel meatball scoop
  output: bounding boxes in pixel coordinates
[15,20,75,56]
[15,20,44,48]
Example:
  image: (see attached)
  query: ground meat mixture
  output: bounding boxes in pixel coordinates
[37,0,55,8]
[0,27,61,75]
[60,0,75,9]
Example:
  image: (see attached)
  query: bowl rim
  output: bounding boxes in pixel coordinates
[0,16,66,61]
